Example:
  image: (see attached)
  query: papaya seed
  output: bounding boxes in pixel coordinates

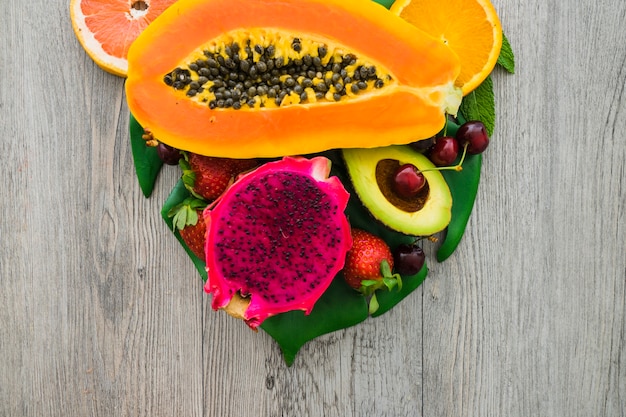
[162,31,391,110]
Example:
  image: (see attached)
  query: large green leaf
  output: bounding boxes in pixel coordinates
[129,114,163,197]
[261,277,369,366]
[437,154,482,262]
[129,118,473,364]
[459,76,496,136]
[161,180,208,281]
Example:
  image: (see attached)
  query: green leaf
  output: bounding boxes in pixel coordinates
[369,293,380,315]
[382,277,398,291]
[129,114,163,197]
[167,197,205,230]
[459,76,495,136]
[361,280,379,288]
[437,154,482,262]
[179,156,198,191]
[261,277,369,366]
[172,207,188,231]
[497,32,515,74]
[187,207,199,225]
[161,180,208,281]
[380,259,392,276]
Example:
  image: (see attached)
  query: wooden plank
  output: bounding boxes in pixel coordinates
[421,0,626,416]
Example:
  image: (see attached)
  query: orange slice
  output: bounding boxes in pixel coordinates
[391,0,502,95]
[70,0,177,77]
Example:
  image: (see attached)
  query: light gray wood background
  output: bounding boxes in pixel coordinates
[1,0,625,415]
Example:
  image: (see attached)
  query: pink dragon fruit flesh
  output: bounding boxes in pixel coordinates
[203,156,352,328]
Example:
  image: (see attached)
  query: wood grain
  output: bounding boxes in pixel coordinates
[1,0,624,416]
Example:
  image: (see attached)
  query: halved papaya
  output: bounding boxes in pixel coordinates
[125,0,461,158]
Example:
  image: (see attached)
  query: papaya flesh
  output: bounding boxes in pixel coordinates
[125,0,462,158]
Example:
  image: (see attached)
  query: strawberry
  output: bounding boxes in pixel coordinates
[168,197,208,261]
[181,152,258,201]
[343,228,402,314]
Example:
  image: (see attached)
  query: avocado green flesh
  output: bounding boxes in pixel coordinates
[343,146,452,236]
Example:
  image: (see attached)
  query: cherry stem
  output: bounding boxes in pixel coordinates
[420,143,469,173]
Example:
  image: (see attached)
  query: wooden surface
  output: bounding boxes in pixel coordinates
[1,0,625,416]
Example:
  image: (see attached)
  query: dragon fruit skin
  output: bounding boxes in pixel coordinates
[203,156,352,328]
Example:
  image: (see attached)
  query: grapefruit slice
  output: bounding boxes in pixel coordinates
[391,0,502,95]
[70,0,177,77]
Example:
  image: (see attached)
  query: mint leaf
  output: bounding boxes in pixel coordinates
[497,32,515,74]
[459,76,495,136]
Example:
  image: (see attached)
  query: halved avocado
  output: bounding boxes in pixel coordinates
[342,145,452,236]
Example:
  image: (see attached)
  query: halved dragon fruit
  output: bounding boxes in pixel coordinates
[203,156,352,328]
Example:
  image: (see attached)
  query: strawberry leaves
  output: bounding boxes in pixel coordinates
[168,196,207,231]
[179,155,204,200]
[162,182,209,276]
[360,260,403,314]
[167,196,208,261]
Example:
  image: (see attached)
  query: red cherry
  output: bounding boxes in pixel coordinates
[428,136,459,166]
[393,164,426,198]
[456,121,490,154]
[157,143,182,165]
[393,244,425,276]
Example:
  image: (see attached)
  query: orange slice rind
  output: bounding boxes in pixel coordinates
[70,0,177,77]
[391,0,502,95]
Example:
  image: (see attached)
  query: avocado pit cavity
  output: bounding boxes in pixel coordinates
[376,159,429,213]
